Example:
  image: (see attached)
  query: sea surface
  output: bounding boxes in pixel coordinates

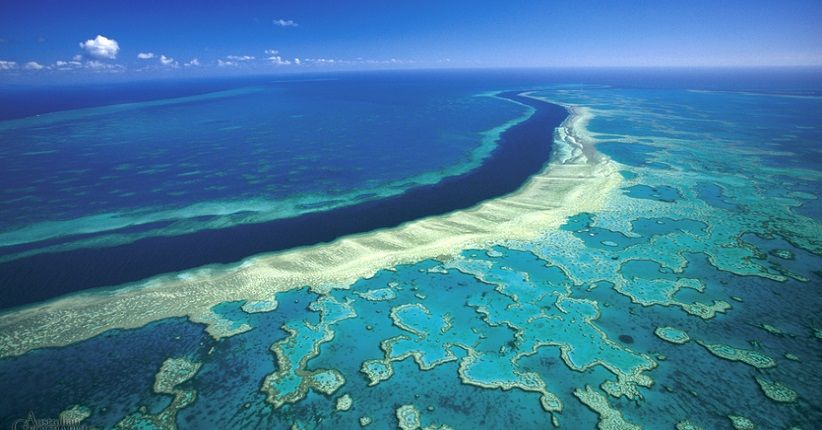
[0,75,528,302]
[0,69,820,429]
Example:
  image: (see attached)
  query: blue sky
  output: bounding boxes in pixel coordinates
[1,0,821,81]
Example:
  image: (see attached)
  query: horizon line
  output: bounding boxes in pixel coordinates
[3,64,822,88]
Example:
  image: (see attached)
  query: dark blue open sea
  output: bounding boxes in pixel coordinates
[0,69,820,429]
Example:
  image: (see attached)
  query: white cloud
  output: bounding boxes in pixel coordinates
[79,35,120,59]
[269,56,291,65]
[185,58,200,67]
[265,49,292,65]
[219,55,255,67]
[137,52,155,60]
[24,61,44,70]
[304,58,338,64]
[53,58,123,72]
[85,60,121,70]
[0,60,17,70]
[273,19,298,27]
[52,59,83,70]
[294,58,301,65]
[300,57,414,66]
[365,58,404,64]
[46,58,124,73]
[159,55,176,66]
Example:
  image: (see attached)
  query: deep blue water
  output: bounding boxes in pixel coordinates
[0,75,526,232]
[0,90,565,308]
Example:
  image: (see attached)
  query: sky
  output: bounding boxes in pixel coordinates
[0,0,821,82]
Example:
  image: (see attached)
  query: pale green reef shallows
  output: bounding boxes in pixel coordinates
[728,415,756,430]
[573,386,640,430]
[754,376,798,403]
[654,326,690,344]
[116,357,202,429]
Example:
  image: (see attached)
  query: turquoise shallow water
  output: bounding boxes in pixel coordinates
[0,73,821,429]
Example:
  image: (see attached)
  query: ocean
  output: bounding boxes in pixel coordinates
[0,69,820,429]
